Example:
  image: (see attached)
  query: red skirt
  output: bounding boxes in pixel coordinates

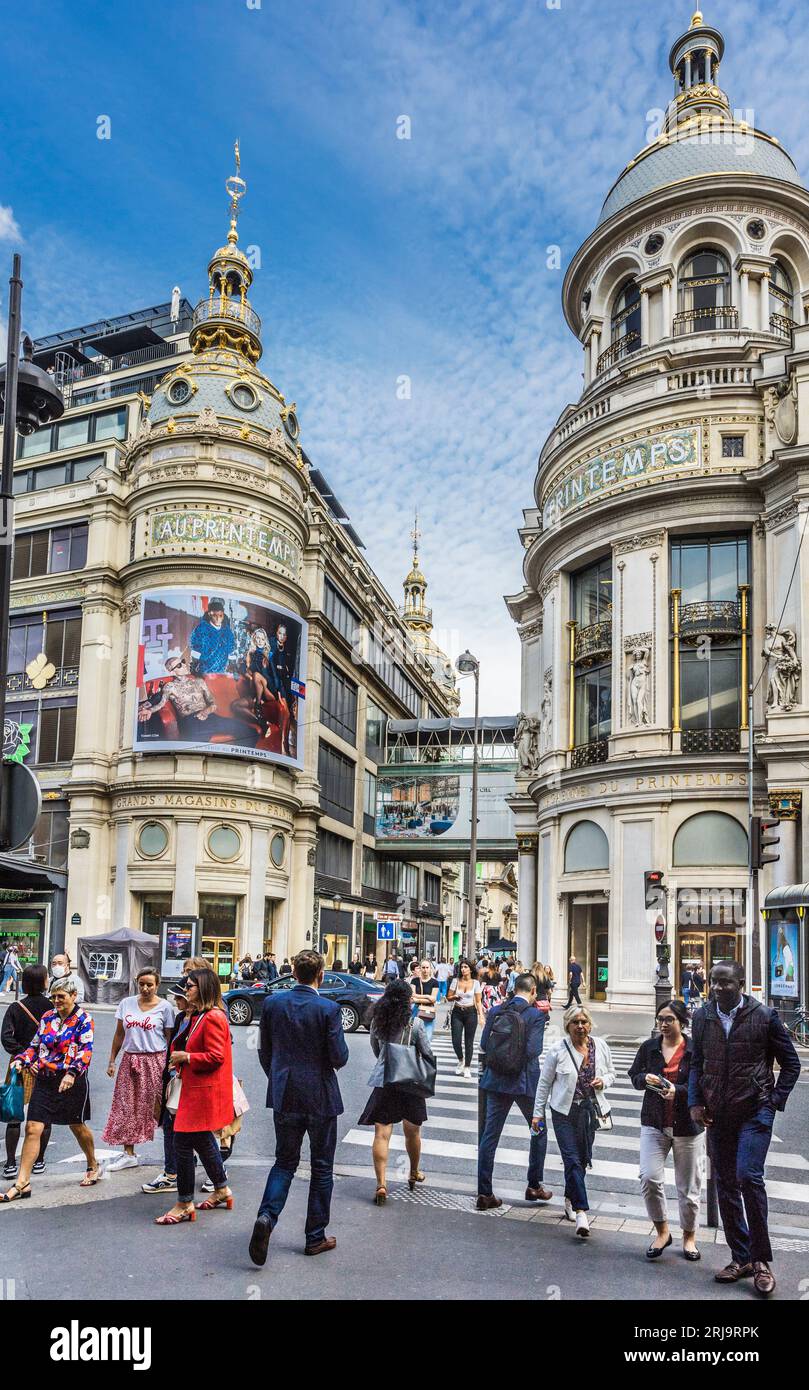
[102,1051,165,1146]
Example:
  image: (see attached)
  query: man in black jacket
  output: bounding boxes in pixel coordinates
[689,960,800,1296]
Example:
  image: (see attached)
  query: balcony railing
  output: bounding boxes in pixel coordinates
[60,338,191,385]
[678,600,741,643]
[673,306,738,335]
[681,729,741,754]
[192,297,261,336]
[770,313,795,339]
[6,665,79,694]
[570,738,609,768]
[596,333,641,374]
[574,619,612,666]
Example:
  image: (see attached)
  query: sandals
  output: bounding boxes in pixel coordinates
[374,1187,387,1205]
[0,1182,31,1203]
[408,1171,426,1192]
[155,1208,196,1225]
[79,1166,104,1187]
[195,1192,234,1211]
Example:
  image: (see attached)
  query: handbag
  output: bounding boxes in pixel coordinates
[232,1076,250,1118]
[0,1070,25,1124]
[382,1023,437,1098]
[563,1038,613,1130]
[165,1014,204,1115]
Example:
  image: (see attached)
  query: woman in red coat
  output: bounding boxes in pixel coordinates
[156,968,234,1225]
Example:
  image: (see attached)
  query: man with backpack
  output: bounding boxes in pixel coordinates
[476,972,552,1210]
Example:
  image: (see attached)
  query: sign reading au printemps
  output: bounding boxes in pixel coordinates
[542,426,701,528]
[149,508,300,576]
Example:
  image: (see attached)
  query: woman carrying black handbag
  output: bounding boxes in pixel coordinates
[357,979,436,1206]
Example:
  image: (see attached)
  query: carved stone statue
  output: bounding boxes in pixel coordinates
[516,711,540,773]
[627,646,651,727]
[764,625,801,712]
[540,674,553,752]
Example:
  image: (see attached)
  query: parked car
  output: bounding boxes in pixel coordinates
[223,970,384,1032]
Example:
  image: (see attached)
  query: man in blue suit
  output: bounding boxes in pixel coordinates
[476,972,552,1210]
[249,949,349,1265]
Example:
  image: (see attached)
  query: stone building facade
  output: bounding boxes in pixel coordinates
[507,11,809,1012]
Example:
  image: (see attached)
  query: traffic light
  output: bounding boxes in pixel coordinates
[644,869,665,910]
[750,817,780,871]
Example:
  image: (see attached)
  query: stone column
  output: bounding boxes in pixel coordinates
[111,819,130,931]
[584,336,593,386]
[517,835,538,965]
[661,280,672,339]
[684,53,692,88]
[768,791,801,887]
[289,810,319,956]
[739,270,749,329]
[246,825,270,956]
[640,288,650,347]
[759,272,771,333]
[174,820,198,914]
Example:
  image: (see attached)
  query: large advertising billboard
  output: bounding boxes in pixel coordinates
[135,587,307,768]
[375,767,514,846]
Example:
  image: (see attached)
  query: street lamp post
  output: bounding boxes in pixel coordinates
[456,649,480,962]
[0,255,64,845]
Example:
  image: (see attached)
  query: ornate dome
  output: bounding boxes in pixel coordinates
[147,347,301,457]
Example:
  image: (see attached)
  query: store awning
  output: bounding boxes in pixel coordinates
[0,854,66,892]
[763,884,809,913]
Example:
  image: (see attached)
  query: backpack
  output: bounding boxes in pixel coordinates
[485,1002,528,1076]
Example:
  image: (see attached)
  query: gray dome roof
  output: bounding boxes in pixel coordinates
[148,347,298,454]
[598,130,803,225]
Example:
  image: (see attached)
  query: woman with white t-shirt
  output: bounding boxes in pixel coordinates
[447,961,485,1078]
[102,970,175,1171]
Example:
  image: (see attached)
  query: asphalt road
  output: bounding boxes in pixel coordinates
[2,1003,808,1302]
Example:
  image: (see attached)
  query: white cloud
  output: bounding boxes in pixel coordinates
[0,206,20,242]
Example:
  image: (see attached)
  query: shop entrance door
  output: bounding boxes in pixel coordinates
[201,937,236,983]
[676,930,737,1001]
[592,924,609,1002]
[569,899,608,1001]
[322,933,349,969]
[0,910,46,968]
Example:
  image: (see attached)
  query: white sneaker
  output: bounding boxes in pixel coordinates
[455,1062,464,1075]
[106,1153,138,1172]
[564,1197,575,1222]
[575,1210,590,1238]
[463,1067,472,1080]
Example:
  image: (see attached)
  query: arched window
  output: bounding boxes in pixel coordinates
[564,820,609,873]
[676,248,733,334]
[610,279,641,357]
[672,812,748,867]
[769,260,795,336]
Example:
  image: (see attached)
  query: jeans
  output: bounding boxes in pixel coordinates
[174,1129,228,1203]
[162,1112,176,1175]
[709,1104,776,1264]
[477,1092,547,1196]
[1,966,18,992]
[639,1125,705,1233]
[259,1111,338,1246]
[450,1007,477,1066]
[551,1104,590,1211]
[437,980,448,1001]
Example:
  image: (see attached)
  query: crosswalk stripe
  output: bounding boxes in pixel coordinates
[340,1130,809,1204]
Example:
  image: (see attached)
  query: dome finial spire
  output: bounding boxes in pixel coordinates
[225,139,246,246]
[690,9,704,28]
[411,507,421,569]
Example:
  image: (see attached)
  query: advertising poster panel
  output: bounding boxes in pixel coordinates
[769,918,799,1000]
[375,767,514,844]
[135,587,307,768]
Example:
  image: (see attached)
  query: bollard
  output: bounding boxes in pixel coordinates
[478,1047,487,1141]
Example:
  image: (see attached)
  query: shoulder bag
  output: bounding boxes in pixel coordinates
[563,1037,613,1130]
[382,1022,437,1099]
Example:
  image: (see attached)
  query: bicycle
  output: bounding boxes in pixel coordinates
[786,1005,809,1047]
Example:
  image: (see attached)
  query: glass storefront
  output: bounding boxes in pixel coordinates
[675,886,745,999]
[198,894,239,982]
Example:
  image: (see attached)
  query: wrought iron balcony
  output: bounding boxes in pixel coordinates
[681,729,741,755]
[6,665,79,694]
[596,332,641,374]
[574,619,612,666]
[570,738,609,768]
[678,599,741,643]
[673,306,738,335]
[192,296,261,336]
[769,313,795,339]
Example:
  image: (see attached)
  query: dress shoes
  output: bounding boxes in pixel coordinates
[525,1185,553,1202]
[646,1234,672,1259]
[753,1261,776,1295]
[305,1236,337,1256]
[248,1215,272,1267]
[714,1261,754,1283]
[476,1194,503,1211]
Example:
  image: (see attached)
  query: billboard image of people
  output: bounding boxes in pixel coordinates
[769,918,799,1000]
[375,774,460,839]
[134,587,307,767]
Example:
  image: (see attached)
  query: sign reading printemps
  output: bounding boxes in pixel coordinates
[542,426,701,528]
[148,508,300,577]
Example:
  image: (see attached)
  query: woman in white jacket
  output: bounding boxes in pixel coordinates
[532,1005,615,1238]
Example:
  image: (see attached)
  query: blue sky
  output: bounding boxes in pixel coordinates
[2,0,808,714]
